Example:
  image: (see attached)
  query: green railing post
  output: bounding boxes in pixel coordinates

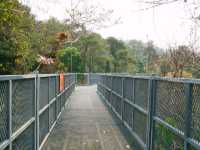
[9,80,12,150]
[35,73,40,150]
[184,83,193,150]
[121,77,124,121]
[147,78,156,150]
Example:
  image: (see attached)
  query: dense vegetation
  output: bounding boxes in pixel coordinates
[1,0,200,78]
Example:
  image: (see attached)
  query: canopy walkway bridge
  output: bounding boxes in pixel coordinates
[0,73,200,150]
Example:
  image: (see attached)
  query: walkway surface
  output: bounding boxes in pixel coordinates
[42,86,133,150]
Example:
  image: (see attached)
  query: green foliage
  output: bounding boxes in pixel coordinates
[57,47,80,72]
[0,0,37,74]
[155,117,184,150]
[76,32,107,72]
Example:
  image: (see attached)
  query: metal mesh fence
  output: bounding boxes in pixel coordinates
[155,81,186,131]
[56,96,61,116]
[0,81,9,143]
[111,93,122,115]
[49,102,56,128]
[112,77,122,96]
[49,77,56,101]
[97,75,200,150]
[12,123,34,150]
[12,79,35,132]
[132,110,147,144]
[134,79,148,110]
[153,122,184,149]
[0,74,75,150]
[39,109,49,145]
[191,84,200,143]
[39,77,49,110]
[124,77,133,102]
[123,101,133,128]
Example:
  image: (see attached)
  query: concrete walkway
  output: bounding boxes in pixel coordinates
[42,86,133,150]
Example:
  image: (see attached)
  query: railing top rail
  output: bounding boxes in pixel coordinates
[99,73,200,84]
[0,73,76,81]
[0,74,36,81]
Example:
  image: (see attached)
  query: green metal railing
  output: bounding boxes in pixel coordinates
[97,74,200,150]
[0,73,76,150]
[1,73,200,150]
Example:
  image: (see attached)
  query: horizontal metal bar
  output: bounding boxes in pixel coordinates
[39,84,73,150]
[38,74,58,78]
[49,97,56,105]
[0,75,36,81]
[124,98,148,115]
[99,83,112,92]
[187,137,200,149]
[123,121,147,149]
[111,90,123,99]
[39,105,49,115]
[39,132,50,150]
[11,117,35,141]
[0,140,10,150]
[154,117,185,139]
[97,87,147,150]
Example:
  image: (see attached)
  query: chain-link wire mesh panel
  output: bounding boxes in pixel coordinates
[112,93,122,116]
[104,76,112,89]
[101,75,105,85]
[105,89,111,104]
[12,79,35,132]
[124,78,133,102]
[89,73,99,85]
[49,77,56,101]
[108,76,112,89]
[63,91,67,105]
[123,101,133,128]
[56,76,59,95]
[64,75,69,88]
[153,122,184,150]
[56,97,61,116]
[39,77,49,110]
[65,89,69,100]
[133,110,147,144]
[0,81,9,144]
[191,84,200,143]
[156,81,186,131]
[49,102,56,128]
[39,109,49,145]
[12,123,34,150]
[134,79,148,110]
[61,94,65,108]
[131,140,143,150]
[112,77,122,96]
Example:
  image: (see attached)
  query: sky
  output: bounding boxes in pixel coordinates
[22,0,200,48]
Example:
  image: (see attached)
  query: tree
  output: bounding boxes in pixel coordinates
[168,45,193,77]
[0,0,37,74]
[106,37,128,72]
[57,47,81,72]
[143,41,159,73]
[64,0,120,44]
[75,32,106,72]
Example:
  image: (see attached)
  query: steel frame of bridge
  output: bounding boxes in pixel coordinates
[0,73,200,150]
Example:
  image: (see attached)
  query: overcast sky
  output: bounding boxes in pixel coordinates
[22,0,200,48]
